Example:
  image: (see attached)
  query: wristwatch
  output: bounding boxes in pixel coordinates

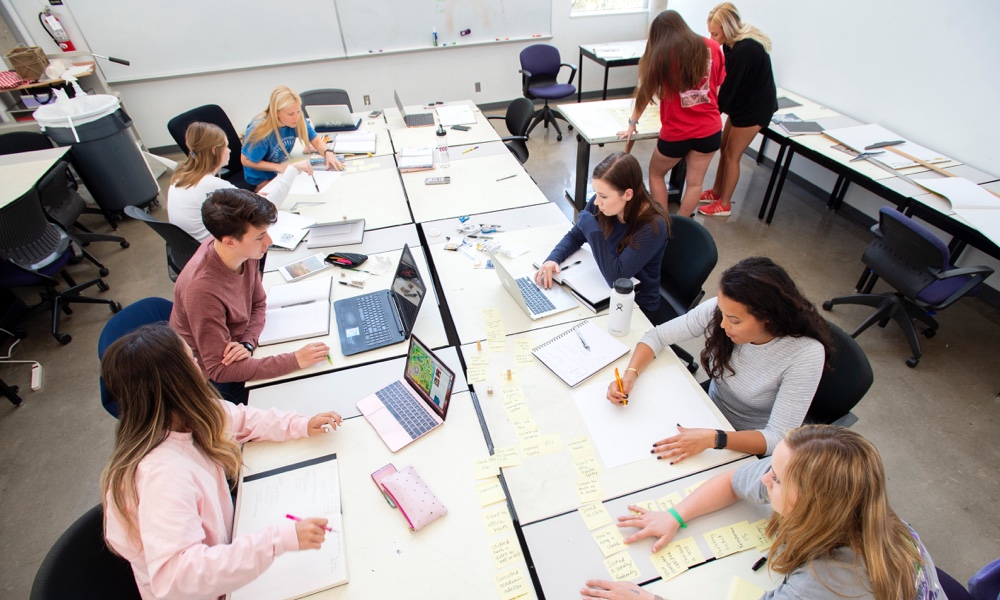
[627,117,639,126]
[714,429,728,450]
[324,149,335,155]
[240,342,255,355]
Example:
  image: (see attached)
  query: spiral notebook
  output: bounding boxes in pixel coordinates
[532,321,629,387]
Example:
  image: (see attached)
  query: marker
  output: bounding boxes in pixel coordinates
[339,280,364,289]
[560,260,582,271]
[752,557,767,571]
[615,368,628,405]
[576,329,591,351]
[326,354,333,365]
[532,34,542,38]
[462,146,479,154]
[496,174,517,181]
[286,514,334,532]
[310,173,320,193]
[433,28,438,46]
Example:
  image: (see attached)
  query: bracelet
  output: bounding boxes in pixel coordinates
[668,507,688,528]
[324,149,335,155]
[625,367,639,376]
[627,117,639,126]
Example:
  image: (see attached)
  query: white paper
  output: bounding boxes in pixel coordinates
[334,131,376,154]
[825,124,951,169]
[532,321,629,387]
[269,211,317,249]
[571,365,725,469]
[912,177,1000,211]
[290,169,343,195]
[436,105,476,126]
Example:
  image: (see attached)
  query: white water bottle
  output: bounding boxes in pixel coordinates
[608,278,635,337]
[436,125,450,168]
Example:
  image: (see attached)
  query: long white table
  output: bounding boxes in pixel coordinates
[0,147,69,208]
[385,99,501,149]
[263,224,421,274]
[419,202,570,242]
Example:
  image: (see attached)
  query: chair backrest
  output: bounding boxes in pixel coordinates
[0,131,53,155]
[36,160,85,229]
[805,321,873,424]
[30,504,141,600]
[166,104,244,177]
[863,207,951,299]
[504,97,534,164]
[98,297,173,418]
[659,215,718,316]
[0,187,70,271]
[123,206,201,279]
[300,88,353,116]
[519,44,562,78]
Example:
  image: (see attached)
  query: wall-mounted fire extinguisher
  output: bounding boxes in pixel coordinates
[39,9,76,52]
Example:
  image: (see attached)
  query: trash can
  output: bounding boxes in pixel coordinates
[34,94,157,228]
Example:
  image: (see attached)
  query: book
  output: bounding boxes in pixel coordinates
[258,277,332,346]
[230,453,348,600]
[776,96,802,109]
[772,113,824,135]
[532,320,629,387]
[306,218,365,248]
[334,131,376,154]
[269,211,316,250]
[397,146,434,171]
[532,247,637,313]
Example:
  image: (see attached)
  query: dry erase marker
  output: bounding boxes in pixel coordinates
[462,146,479,154]
[615,368,628,405]
[497,174,517,181]
[752,556,767,571]
[339,280,364,289]
[326,354,333,365]
[310,173,320,193]
[286,514,334,532]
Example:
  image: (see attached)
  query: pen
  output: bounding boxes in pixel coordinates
[480,224,502,229]
[462,146,479,154]
[286,514,334,532]
[339,280,364,289]
[576,329,591,351]
[310,173,320,193]
[560,260,582,271]
[327,354,333,365]
[864,139,905,150]
[496,174,517,181]
[752,556,767,571]
[615,368,628,405]
[467,234,492,239]
[342,266,372,274]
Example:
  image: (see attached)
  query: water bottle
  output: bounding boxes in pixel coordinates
[608,278,635,337]
[436,125,450,168]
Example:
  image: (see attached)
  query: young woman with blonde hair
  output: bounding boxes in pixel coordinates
[620,10,726,217]
[582,425,944,600]
[242,85,344,190]
[101,323,342,599]
[698,2,777,217]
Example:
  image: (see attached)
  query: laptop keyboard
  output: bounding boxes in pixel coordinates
[516,276,557,315]
[375,381,437,439]
[357,294,394,346]
[405,113,435,127]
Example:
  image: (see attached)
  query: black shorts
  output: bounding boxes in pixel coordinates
[729,112,773,129]
[656,131,722,159]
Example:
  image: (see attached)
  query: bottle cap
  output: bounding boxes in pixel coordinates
[436,125,446,136]
[613,278,634,294]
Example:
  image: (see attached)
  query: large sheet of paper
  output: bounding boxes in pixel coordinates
[825,124,950,169]
[572,365,725,469]
[912,177,1000,246]
[289,169,343,195]
[436,105,476,126]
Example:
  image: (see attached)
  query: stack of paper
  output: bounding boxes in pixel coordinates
[258,277,332,346]
[334,131,376,154]
[397,146,434,171]
[436,105,476,126]
[912,177,1000,246]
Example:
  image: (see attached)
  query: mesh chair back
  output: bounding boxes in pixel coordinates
[659,215,718,317]
[504,98,534,164]
[36,160,86,229]
[862,208,951,300]
[167,104,244,179]
[0,131,54,155]
[98,297,173,417]
[806,321,873,424]
[0,188,69,270]
[300,88,353,116]
[124,206,201,276]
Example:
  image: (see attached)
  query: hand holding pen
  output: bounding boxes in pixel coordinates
[608,367,636,405]
[286,514,332,550]
[534,259,580,290]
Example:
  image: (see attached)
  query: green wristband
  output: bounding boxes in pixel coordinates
[668,507,687,528]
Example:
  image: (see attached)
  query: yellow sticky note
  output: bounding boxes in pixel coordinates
[629,499,659,514]
[481,308,503,324]
[574,456,602,479]
[593,525,626,557]
[731,520,758,551]
[510,416,539,434]
[728,576,765,600]
[489,339,507,353]
[490,536,524,569]
[538,432,563,455]
[483,506,513,536]
[578,502,613,531]
[468,354,491,369]
[568,436,595,459]
[683,480,706,496]
[657,492,683,510]
[504,402,532,422]
[473,456,499,479]
[495,445,521,467]
[667,537,705,566]
[604,552,641,581]
[576,478,604,504]
[704,523,751,558]
[649,546,688,581]
[499,368,520,384]
[517,428,541,443]
[514,352,535,365]
[750,518,773,550]
[494,566,530,600]
[520,440,543,457]
[467,366,488,384]
[476,478,506,506]
[501,386,526,404]
[514,339,534,353]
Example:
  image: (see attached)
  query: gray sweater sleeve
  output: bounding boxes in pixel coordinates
[638,297,717,355]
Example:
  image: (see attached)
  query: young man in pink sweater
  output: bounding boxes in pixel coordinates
[169,189,329,404]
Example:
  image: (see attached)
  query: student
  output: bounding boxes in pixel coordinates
[608,257,829,462]
[698,2,778,217]
[169,188,330,404]
[168,121,305,241]
[535,152,670,319]
[582,425,944,600]
[242,85,344,191]
[620,10,726,217]
[101,323,342,600]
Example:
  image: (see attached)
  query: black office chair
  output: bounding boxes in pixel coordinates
[0,130,55,154]
[823,207,994,367]
[486,98,534,165]
[646,215,718,373]
[300,88,353,117]
[29,504,141,600]
[124,206,201,281]
[519,44,577,141]
[167,104,253,191]
[98,297,173,418]
[803,321,873,427]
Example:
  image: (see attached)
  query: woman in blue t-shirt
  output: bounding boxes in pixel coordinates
[241,85,344,191]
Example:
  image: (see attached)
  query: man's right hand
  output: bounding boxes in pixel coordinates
[295,342,330,369]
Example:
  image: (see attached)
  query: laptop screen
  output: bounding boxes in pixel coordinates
[391,244,426,335]
[403,335,454,419]
[393,90,406,117]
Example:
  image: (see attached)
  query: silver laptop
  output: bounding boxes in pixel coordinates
[393,90,435,128]
[487,250,578,320]
[308,104,361,132]
[357,336,455,452]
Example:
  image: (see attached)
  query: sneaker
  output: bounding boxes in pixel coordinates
[699,190,720,203]
[698,200,732,216]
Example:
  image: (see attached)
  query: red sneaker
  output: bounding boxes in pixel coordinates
[699,190,719,203]
[698,200,732,216]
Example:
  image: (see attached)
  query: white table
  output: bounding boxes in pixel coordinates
[315,111,394,158]
[385,99,501,149]
[0,147,69,208]
[578,39,646,102]
[420,203,570,243]
[263,224,420,274]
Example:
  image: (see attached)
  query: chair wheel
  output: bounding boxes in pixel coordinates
[822,301,833,311]
[906,357,919,368]
[120,241,130,248]
[56,333,72,344]
[99,268,110,277]
[922,328,936,339]
[110,301,123,313]
[568,124,574,131]
[557,134,563,141]
[97,280,110,292]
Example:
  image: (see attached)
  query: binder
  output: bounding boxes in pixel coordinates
[532,321,629,387]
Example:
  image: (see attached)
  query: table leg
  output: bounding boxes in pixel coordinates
[602,66,610,101]
[758,142,787,219]
[765,147,795,225]
[827,175,846,209]
[833,179,850,211]
[577,49,584,103]
[1,378,23,407]
[756,136,768,165]
[668,158,687,206]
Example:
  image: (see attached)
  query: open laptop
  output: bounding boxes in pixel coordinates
[487,250,578,320]
[393,89,435,128]
[357,335,455,452]
[334,244,426,355]
[308,104,362,132]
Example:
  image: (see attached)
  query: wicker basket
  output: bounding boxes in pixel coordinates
[7,46,48,81]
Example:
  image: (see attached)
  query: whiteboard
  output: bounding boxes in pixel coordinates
[66,0,347,82]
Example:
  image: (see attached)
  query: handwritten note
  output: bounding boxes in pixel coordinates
[650,537,704,580]
[488,339,507,353]
[576,478,605,504]
[728,576,765,600]
[504,401,532,422]
[538,432,563,455]
[490,535,525,569]
[501,387,525,404]
[515,339,534,353]
[494,566,530,600]
[629,499,659,514]
[483,506,514,536]
[657,492,683,510]
[468,354,491,369]
[593,525,626,557]
[494,445,521,467]
[704,523,753,558]
[520,440,543,458]
[749,518,773,550]
[574,456,602,479]
[684,480,706,496]
[514,352,535,365]
[569,436,596,459]
[578,502,613,531]
[511,417,540,440]
[476,478,506,506]
[473,456,499,479]
[467,367,488,384]
[604,552,641,581]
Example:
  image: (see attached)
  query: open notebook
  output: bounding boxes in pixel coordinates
[533,247,634,313]
[258,277,332,346]
[532,320,629,387]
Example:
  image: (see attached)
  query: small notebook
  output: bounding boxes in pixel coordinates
[269,211,317,250]
[258,277,332,346]
[776,96,802,109]
[334,131,377,155]
[532,248,614,313]
[532,320,629,387]
[397,147,434,171]
[306,218,365,248]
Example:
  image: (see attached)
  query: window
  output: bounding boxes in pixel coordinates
[571,0,647,14]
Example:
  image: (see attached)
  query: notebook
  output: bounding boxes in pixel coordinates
[269,211,316,250]
[230,453,347,600]
[532,247,614,313]
[393,89,435,127]
[333,244,426,355]
[487,249,578,320]
[333,131,376,154]
[258,277,332,346]
[397,146,434,171]
[532,320,629,387]
[357,335,456,452]
[305,218,365,248]
[308,104,362,132]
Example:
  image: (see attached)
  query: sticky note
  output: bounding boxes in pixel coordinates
[604,552,641,581]
[593,525,626,557]
[573,456,602,479]
[629,499,659,514]
[481,308,503,324]
[476,478,506,506]
[514,339,533,353]
[683,480,706,496]
[568,436,595,459]
[495,445,521,467]
[520,440,543,457]
[490,536,524,569]
[510,416,539,434]
[501,387,526,404]
[483,506,513,536]
[538,432,563,455]
[467,366,488,383]
[704,523,751,558]
[488,339,507,353]
[727,576,765,600]
[473,456,499,479]
[576,478,604,504]
[504,402,532,422]
[499,368,520,384]
[731,520,758,551]
[656,492,683,510]
[578,502,613,531]
[649,546,688,581]
[514,352,534,365]
[468,354,491,369]
[494,566,530,600]
[749,518,773,550]
[667,537,705,566]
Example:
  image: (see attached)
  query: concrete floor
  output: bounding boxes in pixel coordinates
[2,108,998,598]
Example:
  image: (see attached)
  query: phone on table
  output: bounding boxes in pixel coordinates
[368,109,383,118]
[371,464,398,508]
[277,253,333,282]
[451,124,471,131]
[425,176,451,185]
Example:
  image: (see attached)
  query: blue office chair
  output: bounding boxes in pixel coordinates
[98,297,173,417]
[823,207,994,367]
[519,44,577,141]
[167,104,253,190]
[486,97,534,164]
[969,557,1000,600]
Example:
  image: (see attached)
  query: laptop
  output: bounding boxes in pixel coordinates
[487,250,578,320]
[334,244,426,355]
[308,104,362,132]
[393,89,435,128]
[357,335,456,452]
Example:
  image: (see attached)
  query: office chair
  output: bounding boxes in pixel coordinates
[823,207,993,367]
[0,188,122,344]
[29,504,141,600]
[124,206,201,281]
[300,88,353,117]
[969,558,1000,600]
[98,297,173,418]
[519,44,577,141]
[646,215,718,373]
[167,104,253,190]
[803,321,872,427]
[0,130,55,154]
[486,98,534,164]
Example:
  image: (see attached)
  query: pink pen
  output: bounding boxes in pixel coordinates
[285,513,334,532]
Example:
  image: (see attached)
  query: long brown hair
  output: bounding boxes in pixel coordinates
[767,425,925,600]
[170,122,227,189]
[701,257,831,378]
[591,152,670,252]
[245,85,310,157]
[100,324,241,549]
[636,10,709,107]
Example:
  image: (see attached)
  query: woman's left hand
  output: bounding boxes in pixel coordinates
[325,152,345,171]
[580,579,656,600]
[651,426,714,464]
[308,411,343,435]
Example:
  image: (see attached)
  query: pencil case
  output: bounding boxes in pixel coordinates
[325,252,367,268]
[380,465,448,532]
